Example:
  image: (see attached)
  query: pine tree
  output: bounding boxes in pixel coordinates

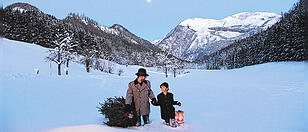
[97,96,137,128]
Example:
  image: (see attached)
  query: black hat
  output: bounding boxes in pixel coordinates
[135,68,149,76]
[160,82,169,88]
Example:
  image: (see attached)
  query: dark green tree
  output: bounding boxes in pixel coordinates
[97,96,137,128]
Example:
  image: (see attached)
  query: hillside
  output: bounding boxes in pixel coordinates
[1,3,184,68]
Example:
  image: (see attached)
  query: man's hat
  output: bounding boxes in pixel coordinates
[135,68,149,76]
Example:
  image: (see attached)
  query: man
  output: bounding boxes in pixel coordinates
[125,68,156,126]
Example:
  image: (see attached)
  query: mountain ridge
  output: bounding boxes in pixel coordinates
[157,12,281,61]
[2,2,185,68]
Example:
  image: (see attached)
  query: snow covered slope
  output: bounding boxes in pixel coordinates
[0,38,306,132]
[156,12,281,61]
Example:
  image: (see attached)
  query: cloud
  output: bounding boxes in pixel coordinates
[146,0,152,3]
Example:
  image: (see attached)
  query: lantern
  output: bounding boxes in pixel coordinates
[175,110,184,124]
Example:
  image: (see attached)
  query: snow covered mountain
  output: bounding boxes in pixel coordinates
[2,3,184,67]
[64,14,160,51]
[202,0,305,69]
[156,12,281,61]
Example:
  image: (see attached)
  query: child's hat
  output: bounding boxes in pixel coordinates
[160,82,169,88]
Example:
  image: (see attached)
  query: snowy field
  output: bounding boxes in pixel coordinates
[0,38,307,132]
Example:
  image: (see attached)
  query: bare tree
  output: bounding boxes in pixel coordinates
[46,35,73,76]
[171,60,184,78]
[79,48,95,73]
[107,62,114,74]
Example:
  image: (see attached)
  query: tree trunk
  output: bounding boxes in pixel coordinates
[57,49,61,76]
[58,64,61,76]
[66,59,69,75]
[173,68,176,78]
[165,67,168,78]
[86,59,90,73]
[66,59,69,67]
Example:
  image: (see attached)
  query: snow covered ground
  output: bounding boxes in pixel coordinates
[0,38,307,132]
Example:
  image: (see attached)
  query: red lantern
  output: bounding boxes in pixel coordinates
[175,110,184,124]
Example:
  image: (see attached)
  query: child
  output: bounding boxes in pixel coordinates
[152,82,181,126]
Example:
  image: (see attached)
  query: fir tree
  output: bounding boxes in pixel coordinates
[97,96,137,128]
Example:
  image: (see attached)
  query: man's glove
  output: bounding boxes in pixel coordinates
[125,111,134,119]
[176,101,181,106]
[151,98,157,105]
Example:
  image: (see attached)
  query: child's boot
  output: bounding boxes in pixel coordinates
[165,119,170,126]
[171,119,178,128]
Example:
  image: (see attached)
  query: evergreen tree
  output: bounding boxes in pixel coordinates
[97,96,137,128]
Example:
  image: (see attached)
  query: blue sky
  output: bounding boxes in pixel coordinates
[2,0,298,42]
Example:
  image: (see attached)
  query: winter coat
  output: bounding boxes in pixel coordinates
[153,92,179,120]
[125,79,155,116]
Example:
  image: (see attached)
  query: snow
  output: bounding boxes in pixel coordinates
[179,12,281,43]
[180,18,222,33]
[81,19,88,25]
[180,12,281,33]
[0,38,306,132]
[152,40,161,45]
[216,31,243,38]
[12,7,27,13]
[222,12,280,28]
[99,26,119,35]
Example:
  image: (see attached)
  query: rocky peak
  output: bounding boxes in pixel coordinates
[157,12,281,61]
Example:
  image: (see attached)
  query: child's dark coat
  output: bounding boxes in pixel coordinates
[153,92,179,121]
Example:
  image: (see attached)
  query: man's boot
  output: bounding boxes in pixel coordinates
[136,115,141,126]
[142,114,150,124]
